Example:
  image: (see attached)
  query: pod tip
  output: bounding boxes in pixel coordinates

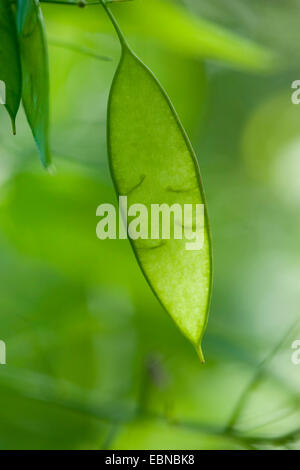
[10,116,16,135]
[195,343,205,364]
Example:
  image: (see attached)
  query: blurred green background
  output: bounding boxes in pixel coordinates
[0,0,300,450]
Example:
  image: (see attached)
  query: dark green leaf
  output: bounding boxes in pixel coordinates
[0,0,22,134]
[17,0,51,167]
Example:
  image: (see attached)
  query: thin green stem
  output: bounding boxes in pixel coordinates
[31,0,131,50]
[226,318,300,432]
[100,0,129,49]
[39,0,99,6]
[101,423,122,450]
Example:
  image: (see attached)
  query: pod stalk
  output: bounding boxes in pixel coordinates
[101,0,129,50]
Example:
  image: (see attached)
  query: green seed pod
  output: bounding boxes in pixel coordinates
[103,3,212,361]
